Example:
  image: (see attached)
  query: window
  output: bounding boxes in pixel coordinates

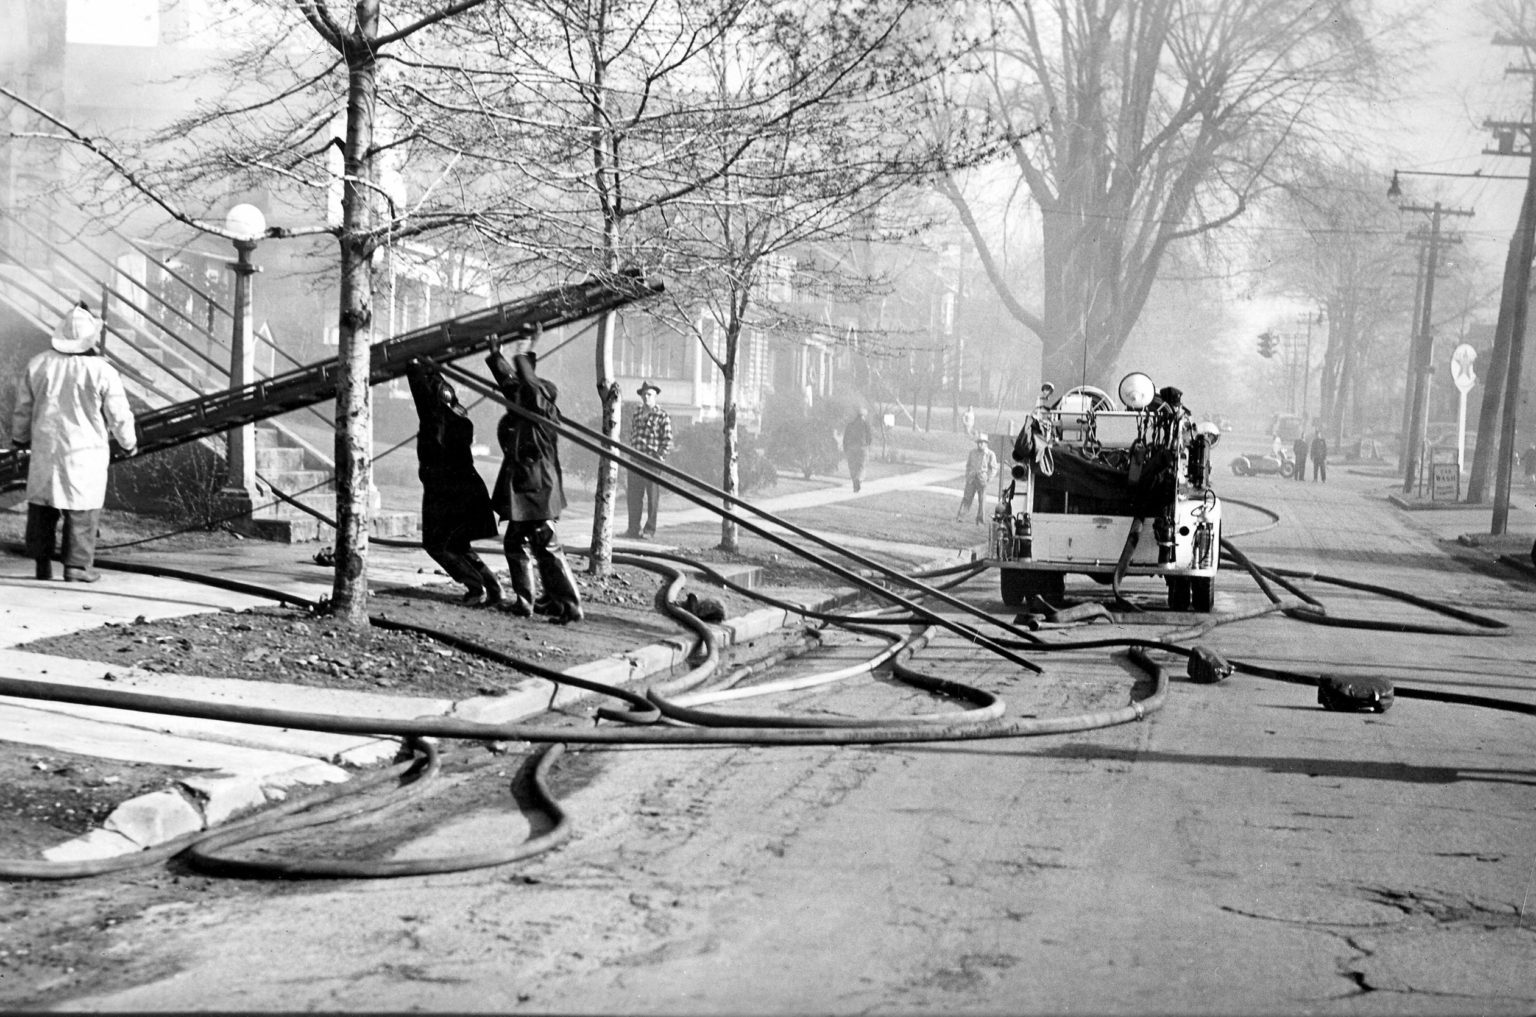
[618,317,686,380]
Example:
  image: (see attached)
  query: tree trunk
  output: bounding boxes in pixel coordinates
[584,13,620,577]
[329,8,380,625]
[589,309,619,577]
[719,319,742,553]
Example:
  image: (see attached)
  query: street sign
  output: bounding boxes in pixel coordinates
[1450,343,1477,393]
[1431,461,1459,501]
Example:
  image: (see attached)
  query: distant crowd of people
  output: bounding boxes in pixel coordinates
[1276,430,1329,482]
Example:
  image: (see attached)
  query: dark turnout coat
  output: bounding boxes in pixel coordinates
[406,361,498,548]
[488,348,568,522]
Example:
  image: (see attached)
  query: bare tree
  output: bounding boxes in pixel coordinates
[439,0,971,570]
[936,0,1402,386]
[1260,164,1414,443]
[4,0,501,625]
[645,5,969,552]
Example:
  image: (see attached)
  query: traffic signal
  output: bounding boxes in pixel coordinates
[1256,331,1277,358]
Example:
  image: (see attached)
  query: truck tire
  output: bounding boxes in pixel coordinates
[1190,576,1215,612]
[1000,568,1065,606]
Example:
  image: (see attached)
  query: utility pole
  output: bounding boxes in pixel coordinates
[1488,92,1536,530]
[1298,310,1323,424]
[1398,202,1472,494]
[1397,237,1429,470]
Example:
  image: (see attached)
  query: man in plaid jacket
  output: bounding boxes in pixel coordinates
[624,380,673,539]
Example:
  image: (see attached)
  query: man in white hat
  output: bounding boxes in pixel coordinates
[10,303,138,581]
[956,432,998,525]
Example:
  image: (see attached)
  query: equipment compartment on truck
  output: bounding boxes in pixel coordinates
[988,375,1223,611]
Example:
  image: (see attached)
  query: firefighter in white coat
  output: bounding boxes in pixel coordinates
[10,304,138,581]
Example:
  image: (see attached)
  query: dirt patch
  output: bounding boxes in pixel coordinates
[0,746,202,858]
[15,563,764,699]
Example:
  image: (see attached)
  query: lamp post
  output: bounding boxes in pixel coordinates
[219,203,265,519]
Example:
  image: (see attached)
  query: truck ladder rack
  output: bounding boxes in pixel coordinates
[1,273,662,491]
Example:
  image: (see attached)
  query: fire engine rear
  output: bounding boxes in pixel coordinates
[987,373,1223,611]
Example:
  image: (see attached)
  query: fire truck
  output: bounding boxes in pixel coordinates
[987,373,1224,611]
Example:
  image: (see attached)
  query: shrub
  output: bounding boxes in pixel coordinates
[672,420,777,496]
[762,391,855,480]
[106,438,227,526]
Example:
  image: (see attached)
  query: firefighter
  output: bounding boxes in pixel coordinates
[406,359,502,606]
[10,303,137,582]
[487,333,583,624]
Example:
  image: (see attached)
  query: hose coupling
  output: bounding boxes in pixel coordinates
[1186,645,1232,685]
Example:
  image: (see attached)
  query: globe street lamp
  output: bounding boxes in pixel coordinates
[220,203,265,519]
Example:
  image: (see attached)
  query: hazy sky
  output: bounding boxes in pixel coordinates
[1388,3,1532,259]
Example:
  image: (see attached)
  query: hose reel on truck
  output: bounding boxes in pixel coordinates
[988,372,1223,611]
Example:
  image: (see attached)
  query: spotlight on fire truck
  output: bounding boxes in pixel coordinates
[1117,372,1155,410]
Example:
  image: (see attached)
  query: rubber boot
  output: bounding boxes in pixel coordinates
[538,552,583,625]
[470,557,503,607]
[503,557,536,617]
[431,549,486,604]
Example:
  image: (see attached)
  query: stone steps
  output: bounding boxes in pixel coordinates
[249,424,419,543]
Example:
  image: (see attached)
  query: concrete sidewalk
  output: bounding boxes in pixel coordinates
[563,460,971,563]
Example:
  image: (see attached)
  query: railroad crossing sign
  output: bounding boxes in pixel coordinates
[1450,343,1477,393]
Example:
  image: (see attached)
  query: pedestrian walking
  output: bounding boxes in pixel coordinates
[406,359,502,606]
[9,303,137,582]
[1292,434,1309,482]
[623,380,673,539]
[843,407,873,492]
[961,404,976,437]
[956,433,998,524]
[487,335,582,624]
[1310,431,1328,482]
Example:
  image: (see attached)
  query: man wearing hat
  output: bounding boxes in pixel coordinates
[956,432,998,524]
[10,303,138,581]
[623,380,673,539]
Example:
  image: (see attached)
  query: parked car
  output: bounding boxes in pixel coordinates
[1230,450,1294,478]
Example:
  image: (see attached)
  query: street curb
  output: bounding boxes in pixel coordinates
[1386,493,1492,512]
[1495,552,1536,578]
[33,582,871,863]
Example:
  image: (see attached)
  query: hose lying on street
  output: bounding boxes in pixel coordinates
[1220,537,1510,636]
[183,743,573,880]
[439,361,1050,670]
